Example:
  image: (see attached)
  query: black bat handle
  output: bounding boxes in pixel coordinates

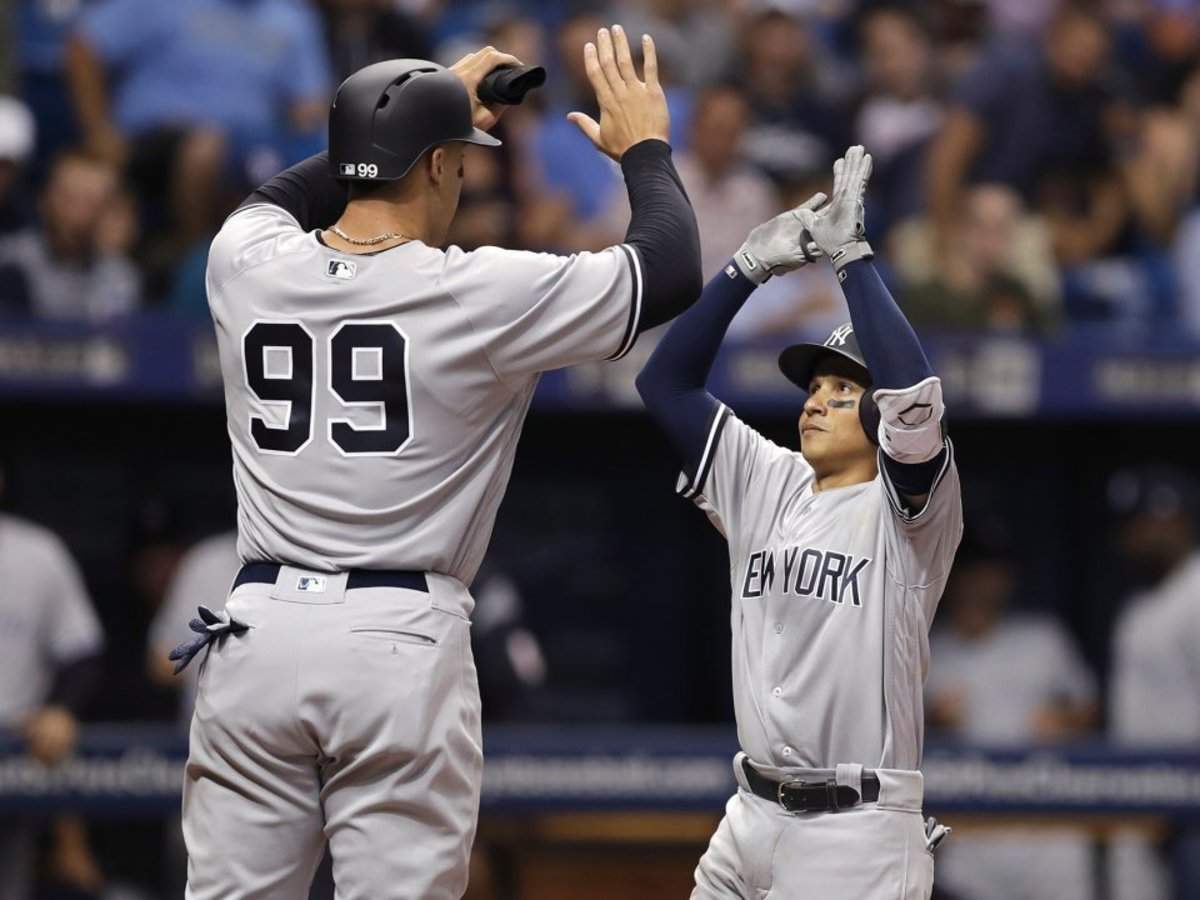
[477,64,547,106]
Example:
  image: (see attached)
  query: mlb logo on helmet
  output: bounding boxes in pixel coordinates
[327,260,357,280]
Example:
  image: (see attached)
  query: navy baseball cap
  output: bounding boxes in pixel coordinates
[779,323,872,391]
[1107,465,1200,521]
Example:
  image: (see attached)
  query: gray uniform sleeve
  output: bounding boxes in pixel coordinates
[1043,622,1098,706]
[39,535,104,666]
[676,404,810,552]
[207,204,305,293]
[437,243,642,381]
[879,439,963,591]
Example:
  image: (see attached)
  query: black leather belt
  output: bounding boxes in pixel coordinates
[742,759,880,813]
[234,562,428,593]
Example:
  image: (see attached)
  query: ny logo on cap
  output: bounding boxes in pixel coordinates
[825,324,854,347]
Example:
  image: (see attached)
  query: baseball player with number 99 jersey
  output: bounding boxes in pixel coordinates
[638,146,962,899]
[176,33,701,900]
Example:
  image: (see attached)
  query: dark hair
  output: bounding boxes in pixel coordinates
[49,147,115,178]
[1049,1,1108,33]
[856,2,932,43]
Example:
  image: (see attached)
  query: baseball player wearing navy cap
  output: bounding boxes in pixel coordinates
[177,31,701,900]
[637,146,962,899]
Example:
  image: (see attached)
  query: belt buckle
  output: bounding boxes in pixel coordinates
[777,778,841,814]
[777,779,812,813]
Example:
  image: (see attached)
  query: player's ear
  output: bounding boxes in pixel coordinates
[428,146,446,186]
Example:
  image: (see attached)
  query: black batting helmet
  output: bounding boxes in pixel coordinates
[778,323,881,445]
[328,59,500,182]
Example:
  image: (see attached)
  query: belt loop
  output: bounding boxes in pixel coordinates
[733,752,752,793]
[836,763,863,799]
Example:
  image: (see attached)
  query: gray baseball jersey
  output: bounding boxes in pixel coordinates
[678,407,961,771]
[206,203,642,580]
[0,513,104,725]
[926,616,1098,900]
[928,615,1096,745]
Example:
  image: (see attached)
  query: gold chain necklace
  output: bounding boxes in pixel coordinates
[329,224,411,246]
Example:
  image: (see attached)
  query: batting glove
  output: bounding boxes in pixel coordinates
[169,605,250,674]
[796,145,874,273]
[733,192,827,284]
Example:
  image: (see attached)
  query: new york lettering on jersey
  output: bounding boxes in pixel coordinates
[680,405,961,771]
[741,545,872,606]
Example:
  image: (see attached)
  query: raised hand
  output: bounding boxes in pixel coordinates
[733,193,827,284]
[449,46,523,132]
[796,145,874,271]
[568,25,669,162]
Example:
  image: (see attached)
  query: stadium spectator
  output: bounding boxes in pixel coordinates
[1107,466,1200,900]
[894,183,1060,332]
[317,0,435,83]
[15,0,88,174]
[0,6,13,93]
[612,0,733,89]
[64,0,332,269]
[983,0,1060,36]
[0,97,36,237]
[926,519,1099,900]
[674,85,778,278]
[531,9,625,250]
[925,3,1129,268]
[853,5,942,238]
[0,469,106,900]
[1165,64,1200,329]
[734,8,848,185]
[0,149,140,321]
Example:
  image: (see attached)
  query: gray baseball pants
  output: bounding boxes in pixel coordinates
[692,754,934,900]
[182,568,482,899]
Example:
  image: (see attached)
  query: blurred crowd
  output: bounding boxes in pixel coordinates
[8,0,1200,336]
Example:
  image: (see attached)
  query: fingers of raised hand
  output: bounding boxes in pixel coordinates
[642,34,659,88]
[794,191,827,214]
[794,207,819,231]
[842,145,871,196]
[482,48,522,71]
[596,27,624,93]
[567,111,601,146]
[858,151,873,195]
[831,157,846,199]
[611,24,639,84]
[583,42,616,105]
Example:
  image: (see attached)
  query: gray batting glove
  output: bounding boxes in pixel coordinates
[732,192,827,285]
[796,145,874,273]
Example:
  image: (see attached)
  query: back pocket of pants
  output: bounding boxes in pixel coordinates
[349,627,437,647]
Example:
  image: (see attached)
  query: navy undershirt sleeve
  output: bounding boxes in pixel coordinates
[241,152,347,232]
[636,262,755,474]
[838,260,933,389]
[838,259,945,493]
[620,140,702,333]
